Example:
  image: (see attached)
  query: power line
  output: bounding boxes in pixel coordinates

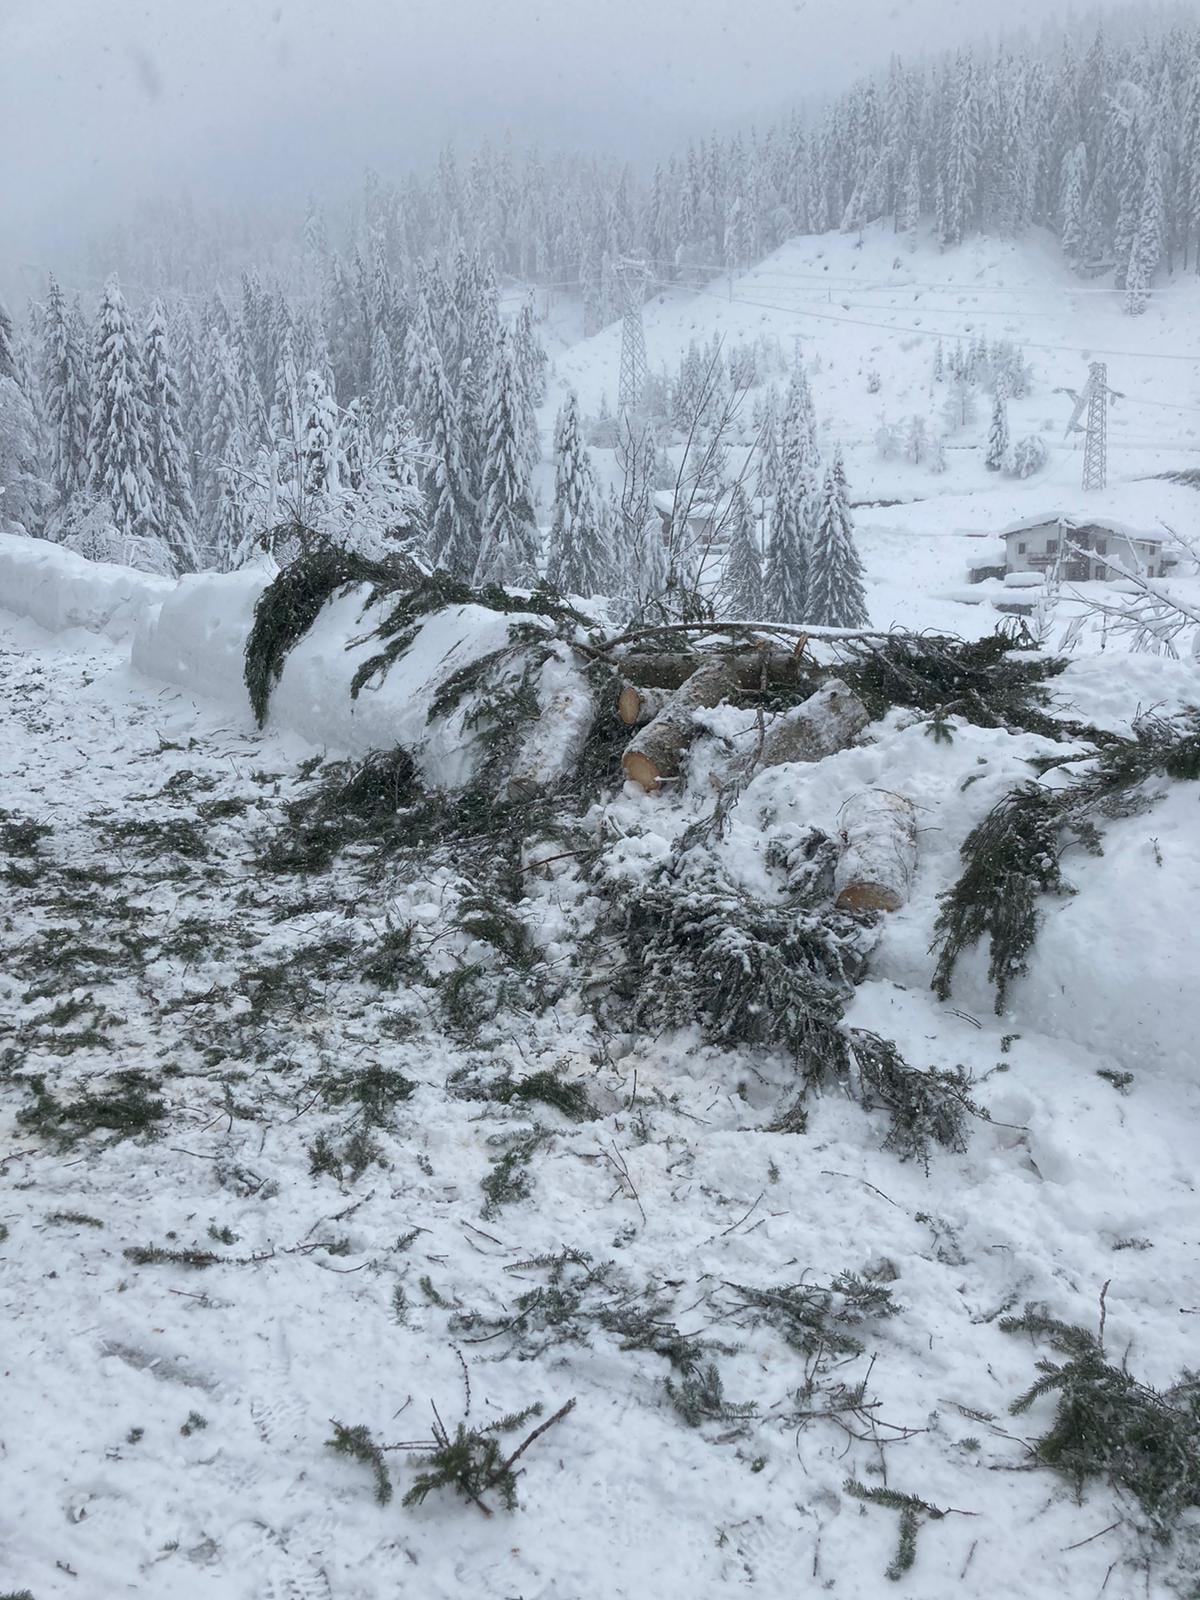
[648,275,1200,367]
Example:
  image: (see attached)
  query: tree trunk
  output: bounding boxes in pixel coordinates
[508,655,596,799]
[834,790,918,913]
[612,648,814,696]
[757,679,869,769]
[617,683,665,727]
[621,658,742,792]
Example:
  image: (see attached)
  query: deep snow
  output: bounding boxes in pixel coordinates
[3,222,1200,1600]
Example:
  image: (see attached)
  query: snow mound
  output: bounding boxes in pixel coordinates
[0,531,173,641]
[133,561,563,786]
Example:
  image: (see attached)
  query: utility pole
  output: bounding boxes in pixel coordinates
[1059,361,1119,493]
[615,256,648,418]
[1081,361,1108,492]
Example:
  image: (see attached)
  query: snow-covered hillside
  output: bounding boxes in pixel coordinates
[545,223,1200,637]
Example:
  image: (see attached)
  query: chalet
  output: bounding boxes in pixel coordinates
[652,488,739,548]
[1000,514,1174,582]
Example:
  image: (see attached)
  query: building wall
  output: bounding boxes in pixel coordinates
[1004,523,1164,580]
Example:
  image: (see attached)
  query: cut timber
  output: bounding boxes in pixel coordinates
[757,679,869,770]
[621,658,741,792]
[507,654,596,799]
[612,649,811,695]
[617,683,664,728]
[834,790,919,913]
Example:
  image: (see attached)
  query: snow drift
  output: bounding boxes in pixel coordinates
[0,531,173,641]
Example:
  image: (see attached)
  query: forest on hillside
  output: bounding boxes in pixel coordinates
[1,12,1198,601]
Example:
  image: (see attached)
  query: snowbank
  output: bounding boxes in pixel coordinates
[0,532,173,641]
[131,567,270,708]
[272,590,551,787]
[132,566,560,785]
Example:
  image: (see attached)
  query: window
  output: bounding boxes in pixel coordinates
[1046,538,1059,552]
[1017,541,1027,554]
[1095,538,1106,554]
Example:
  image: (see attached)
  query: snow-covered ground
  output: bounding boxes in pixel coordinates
[3,586,1200,1597]
[4,225,1200,1599]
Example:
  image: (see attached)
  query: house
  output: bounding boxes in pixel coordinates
[652,488,739,548]
[999,514,1175,582]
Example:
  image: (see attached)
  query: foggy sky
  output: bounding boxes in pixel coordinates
[1,0,1130,280]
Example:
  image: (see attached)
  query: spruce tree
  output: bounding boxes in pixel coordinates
[985,385,1010,471]
[723,482,764,619]
[807,450,869,630]
[763,476,808,622]
[40,273,90,501]
[474,328,540,586]
[87,277,155,549]
[754,386,781,501]
[546,391,607,597]
[201,331,246,551]
[141,299,199,572]
[902,146,921,250]
[300,368,339,500]
[0,310,46,536]
[425,342,475,578]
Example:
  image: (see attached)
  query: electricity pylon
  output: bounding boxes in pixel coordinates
[615,256,648,417]
[1059,361,1121,493]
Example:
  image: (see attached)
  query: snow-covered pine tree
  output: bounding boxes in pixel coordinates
[806,449,868,629]
[1059,142,1089,264]
[1126,124,1165,315]
[942,375,977,433]
[0,300,48,536]
[763,476,808,622]
[369,322,399,433]
[300,367,339,500]
[546,390,608,597]
[513,299,548,405]
[40,273,91,501]
[201,330,246,553]
[87,276,156,552]
[754,385,782,501]
[905,414,928,464]
[338,396,368,493]
[474,327,540,587]
[902,146,921,250]
[141,298,199,572]
[985,384,1010,471]
[403,296,442,439]
[271,320,302,452]
[723,482,763,618]
[425,340,476,578]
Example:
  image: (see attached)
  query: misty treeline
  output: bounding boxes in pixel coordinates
[70,14,1200,308]
[0,11,1195,606]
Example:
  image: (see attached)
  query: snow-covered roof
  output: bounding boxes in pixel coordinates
[652,488,728,520]
[999,512,1166,545]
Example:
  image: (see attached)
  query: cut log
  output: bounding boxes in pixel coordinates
[611,648,813,695]
[834,790,919,913]
[621,658,741,792]
[507,654,596,799]
[617,683,665,728]
[757,679,869,770]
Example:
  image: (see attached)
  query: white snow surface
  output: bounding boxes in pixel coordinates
[5,222,1200,1599]
[3,596,1200,1598]
[131,567,562,787]
[0,530,173,641]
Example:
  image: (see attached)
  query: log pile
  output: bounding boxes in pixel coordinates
[621,659,743,793]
